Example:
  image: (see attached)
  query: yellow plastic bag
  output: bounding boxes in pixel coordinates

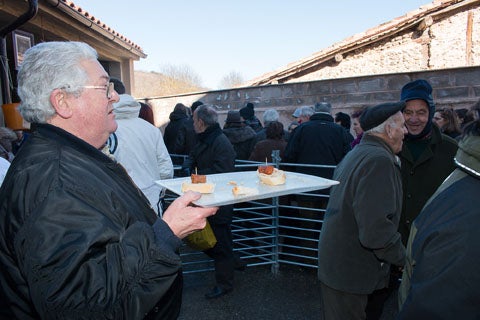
[185,221,217,251]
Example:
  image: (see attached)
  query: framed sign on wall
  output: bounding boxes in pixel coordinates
[12,30,34,70]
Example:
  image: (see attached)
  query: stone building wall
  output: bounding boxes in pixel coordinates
[430,10,480,67]
[292,8,479,83]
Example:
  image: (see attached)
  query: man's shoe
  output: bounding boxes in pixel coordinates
[205,286,232,299]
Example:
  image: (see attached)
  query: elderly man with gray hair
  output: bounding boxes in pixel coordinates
[318,102,408,320]
[293,105,315,125]
[0,41,217,319]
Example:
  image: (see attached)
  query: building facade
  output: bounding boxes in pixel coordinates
[0,0,146,126]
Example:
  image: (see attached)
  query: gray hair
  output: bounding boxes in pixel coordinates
[263,109,279,123]
[299,106,315,118]
[366,111,402,134]
[314,102,332,114]
[195,104,218,127]
[17,41,98,123]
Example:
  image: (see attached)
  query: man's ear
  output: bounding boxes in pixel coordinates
[50,88,73,119]
[385,123,393,139]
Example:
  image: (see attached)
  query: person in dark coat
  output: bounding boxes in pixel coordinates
[377,79,460,311]
[163,103,189,154]
[318,102,407,320]
[174,100,202,159]
[283,102,352,262]
[222,110,257,160]
[249,121,287,162]
[239,102,263,133]
[284,102,351,180]
[398,119,480,319]
[0,41,217,319]
[334,111,355,145]
[398,79,458,245]
[188,104,237,299]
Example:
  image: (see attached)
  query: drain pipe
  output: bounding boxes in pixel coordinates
[0,0,38,104]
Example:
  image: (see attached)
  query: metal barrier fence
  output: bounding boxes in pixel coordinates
[166,153,336,276]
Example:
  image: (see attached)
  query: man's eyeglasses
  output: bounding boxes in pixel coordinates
[80,82,115,99]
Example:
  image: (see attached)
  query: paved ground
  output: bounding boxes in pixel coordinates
[178,263,399,320]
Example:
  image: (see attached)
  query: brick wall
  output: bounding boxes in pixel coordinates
[147,67,480,133]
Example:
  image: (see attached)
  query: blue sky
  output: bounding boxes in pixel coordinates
[72,0,431,89]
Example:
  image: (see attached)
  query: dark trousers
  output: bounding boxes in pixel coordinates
[320,282,367,320]
[320,281,392,320]
[204,222,234,290]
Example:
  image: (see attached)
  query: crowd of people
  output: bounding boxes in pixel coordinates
[0,40,479,319]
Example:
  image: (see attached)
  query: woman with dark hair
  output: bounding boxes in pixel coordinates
[138,101,155,125]
[350,107,365,149]
[335,112,354,145]
[249,121,287,162]
[433,107,461,139]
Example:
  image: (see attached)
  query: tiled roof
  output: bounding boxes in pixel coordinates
[58,0,145,56]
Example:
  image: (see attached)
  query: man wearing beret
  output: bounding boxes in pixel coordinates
[398,79,458,245]
[318,102,407,320]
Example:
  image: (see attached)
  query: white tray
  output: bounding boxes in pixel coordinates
[155,170,339,207]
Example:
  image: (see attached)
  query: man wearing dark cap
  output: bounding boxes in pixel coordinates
[398,79,458,244]
[318,102,407,320]
[239,102,263,133]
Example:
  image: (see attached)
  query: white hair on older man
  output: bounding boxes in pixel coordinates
[17,41,97,124]
[366,112,403,134]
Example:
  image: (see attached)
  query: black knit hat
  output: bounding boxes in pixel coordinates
[191,100,204,113]
[240,102,255,120]
[360,102,405,131]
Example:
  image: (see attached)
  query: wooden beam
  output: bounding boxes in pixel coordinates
[466,11,473,66]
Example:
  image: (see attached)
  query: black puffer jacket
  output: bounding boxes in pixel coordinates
[0,123,183,320]
[164,111,189,153]
[223,125,257,160]
[244,116,263,133]
[284,113,351,179]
